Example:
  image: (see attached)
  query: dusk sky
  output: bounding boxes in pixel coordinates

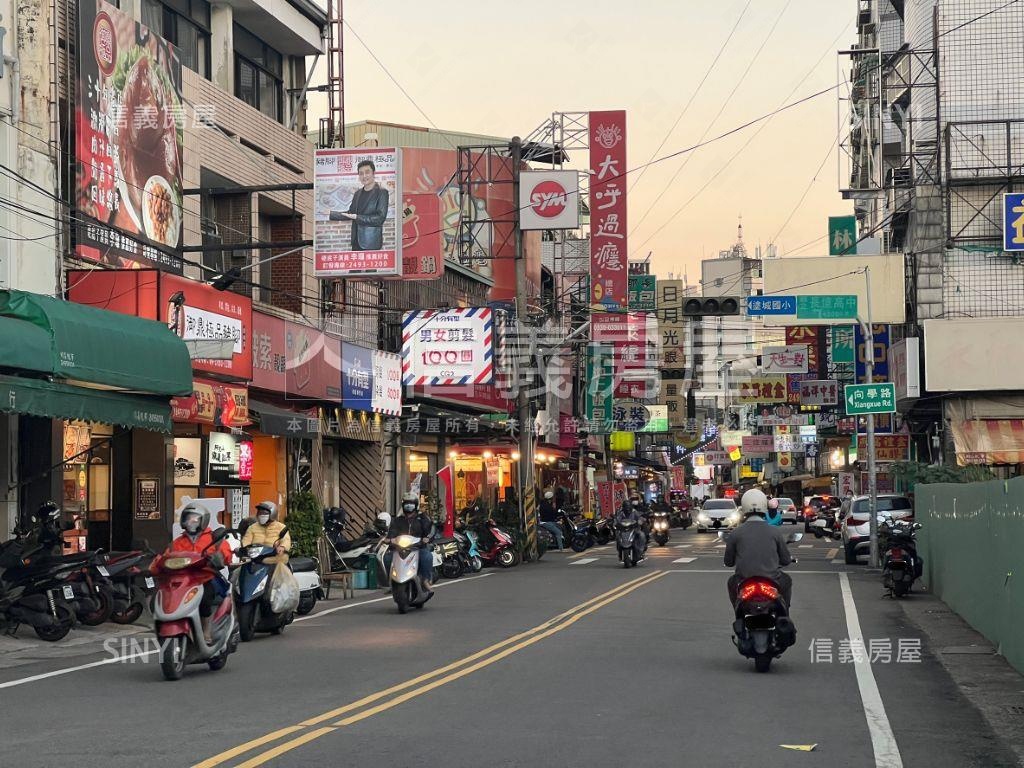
[316,0,856,281]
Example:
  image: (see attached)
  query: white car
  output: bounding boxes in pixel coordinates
[775,497,799,524]
[840,494,913,564]
[696,498,741,532]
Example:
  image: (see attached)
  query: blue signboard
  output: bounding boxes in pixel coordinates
[342,343,374,412]
[1003,193,1024,252]
[854,324,890,383]
[747,296,797,315]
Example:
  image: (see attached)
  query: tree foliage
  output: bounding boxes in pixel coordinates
[285,490,323,558]
[891,461,995,487]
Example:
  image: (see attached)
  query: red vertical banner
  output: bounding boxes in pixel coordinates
[437,465,455,537]
[785,326,821,405]
[597,481,615,518]
[589,111,628,311]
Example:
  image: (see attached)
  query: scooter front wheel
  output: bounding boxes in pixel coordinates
[33,601,74,642]
[237,601,257,641]
[754,654,772,673]
[392,581,409,614]
[110,601,145,625]
[497,548,517,568]
[160,636,187,680]
[80,584,114,626]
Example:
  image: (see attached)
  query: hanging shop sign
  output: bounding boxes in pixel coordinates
[170,379,249,427]
[855,324,891,383]
[856,434,910,462]
[774,432,803,452]
[799,379,839,406]
[371,351,402,416]
[173,437,201,485]
[762,345,809,374]
[286,322,342,403]
[785,326,824,405]
[741,434,774,454]
[206,431,250,486]
[738,376,788,404]
[401,193,444,280]
[341,343,374,412]
[75,0,184,272]
[314,147,402,277]
[589,110,628,311]
[628,275,657,311]
[519,170,580,230]
[401,308,493,385]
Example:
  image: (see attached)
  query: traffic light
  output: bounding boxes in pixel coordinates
[682,296,741,317]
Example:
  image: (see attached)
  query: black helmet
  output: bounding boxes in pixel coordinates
[36,501,61,524]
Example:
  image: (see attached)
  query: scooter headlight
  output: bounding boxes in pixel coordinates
[162,557,192,570]
[247,546,264,559]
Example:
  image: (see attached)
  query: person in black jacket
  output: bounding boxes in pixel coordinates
[385,493,434,588]
[330,159,389,251]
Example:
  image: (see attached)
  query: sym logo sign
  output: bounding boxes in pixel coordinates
[518,170,580,231]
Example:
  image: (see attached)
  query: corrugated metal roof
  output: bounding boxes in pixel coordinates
[344,120,510,150]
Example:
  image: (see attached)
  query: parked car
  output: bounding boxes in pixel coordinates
[774,497,799,524]
[695,498,740,532]
[840,494,914,564]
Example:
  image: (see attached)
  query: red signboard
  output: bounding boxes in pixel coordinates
[592,312,654,398]
[67,269,253,381]
[170,378,250,427]
[857,434,910,463]
[785,326,822,405]
[251,311,288,394]
[401,193,444,280]
[589,110,628,311]
[237,441,254,481]
[285,321,342,404]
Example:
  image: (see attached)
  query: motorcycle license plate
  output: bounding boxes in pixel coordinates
[96,565,109,577]
[62,585,74,600]
[144,576,155,589]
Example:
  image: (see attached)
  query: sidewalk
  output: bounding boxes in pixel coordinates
[0,621,151,670]
[900,590,1024,766]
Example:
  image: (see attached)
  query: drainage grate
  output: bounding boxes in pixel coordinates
[1005,706,1024,716]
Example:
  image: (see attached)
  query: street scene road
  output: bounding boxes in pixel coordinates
[2,528,1022,768]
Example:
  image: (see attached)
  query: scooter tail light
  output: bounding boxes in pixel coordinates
[739,581,779,602]
[848,517,870,526]
[888,547,906,561]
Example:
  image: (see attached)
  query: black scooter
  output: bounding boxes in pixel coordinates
[560,510,592,553]
[615,519,644,568]
[0,533,79,641]
[881,518,923,598]
[723,530,801,673]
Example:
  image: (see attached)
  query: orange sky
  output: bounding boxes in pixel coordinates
[309,0,856,281]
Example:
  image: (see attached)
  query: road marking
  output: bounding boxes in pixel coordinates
[665,569,838,574]
[0,574,495,690]
[569,557,599,566]
[195,571,666,768]
[799,544,813,549]
[672,557,697,564]
[839,572,903,768]
[675,544,692,549]
[826,547,839,559]
[833,559,845,564]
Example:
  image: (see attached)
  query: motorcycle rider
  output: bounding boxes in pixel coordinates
[724,489,794,609]
[170,504,233,643]
[765,497,784,527]
[385,492,434,591]
[538,490,564,550]
[241,501,291,556]
[615,493,647,559]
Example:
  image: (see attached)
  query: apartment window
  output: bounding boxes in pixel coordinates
[234,24,283,122]
[142,0,211,79]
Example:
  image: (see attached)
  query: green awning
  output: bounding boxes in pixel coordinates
[0,290,192,396]
[0,375,172,432]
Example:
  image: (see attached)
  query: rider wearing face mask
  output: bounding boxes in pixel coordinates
[241,501,291,556]
[170,504,234,642]
[385,492,435,590]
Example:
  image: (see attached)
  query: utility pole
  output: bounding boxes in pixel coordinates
[511,136,538,560]
[861,266,879,568]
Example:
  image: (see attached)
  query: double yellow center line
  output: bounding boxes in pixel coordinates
[194,569,666,768]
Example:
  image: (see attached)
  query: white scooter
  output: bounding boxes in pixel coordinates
[290,559,322,615]
[388,535,434,614]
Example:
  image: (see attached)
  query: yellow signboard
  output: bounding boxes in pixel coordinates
[609,432,635,452]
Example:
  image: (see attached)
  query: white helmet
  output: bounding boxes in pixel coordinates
[740,489,769,519]
[544,491,554,500]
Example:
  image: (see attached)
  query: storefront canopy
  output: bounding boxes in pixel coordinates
[250,400,318,438]
[0,375,172,432]
[0,290,191,395]
[951,419,1024,465]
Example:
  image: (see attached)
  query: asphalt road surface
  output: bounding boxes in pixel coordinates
[0,527,1020,768]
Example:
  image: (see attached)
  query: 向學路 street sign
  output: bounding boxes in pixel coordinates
[797,295,858,320]
[844,383,896,416]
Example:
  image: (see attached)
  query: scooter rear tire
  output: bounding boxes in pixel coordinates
[110,601,145,625]
[497,548,517,568]
[33,602,74,642]
[208,653,229,671]
[754,654,772,673]
[894,579,910,597]
[79,584,114,626]
[160,636,187,680]
[296,596,317,616]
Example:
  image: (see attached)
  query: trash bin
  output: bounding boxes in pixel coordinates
[351,569,368,589]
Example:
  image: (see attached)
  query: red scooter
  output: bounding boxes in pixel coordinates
[474,519,518,568]
[150,529,239,681]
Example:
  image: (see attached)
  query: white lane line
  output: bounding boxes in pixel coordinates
[569,558,599,566]
[833,559,845,565]
[672,557,697,564]
[839,572,903,768]
[0,573,496,690]
[675,544,693,549]
[799,544,813,549]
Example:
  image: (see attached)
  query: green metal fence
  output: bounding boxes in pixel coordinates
[917,477,1024,674]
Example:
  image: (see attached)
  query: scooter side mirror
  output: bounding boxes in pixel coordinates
[210,527,229,544]
[278,526,290,540]
[913,523,923,531]
[787,532,804,544]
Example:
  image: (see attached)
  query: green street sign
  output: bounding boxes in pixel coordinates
[797,295,858,320]
[586,343,615,434]
[628,275,657,311]
[844,383,896,415]
[831,325,855,363]
[829,215,857,255]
